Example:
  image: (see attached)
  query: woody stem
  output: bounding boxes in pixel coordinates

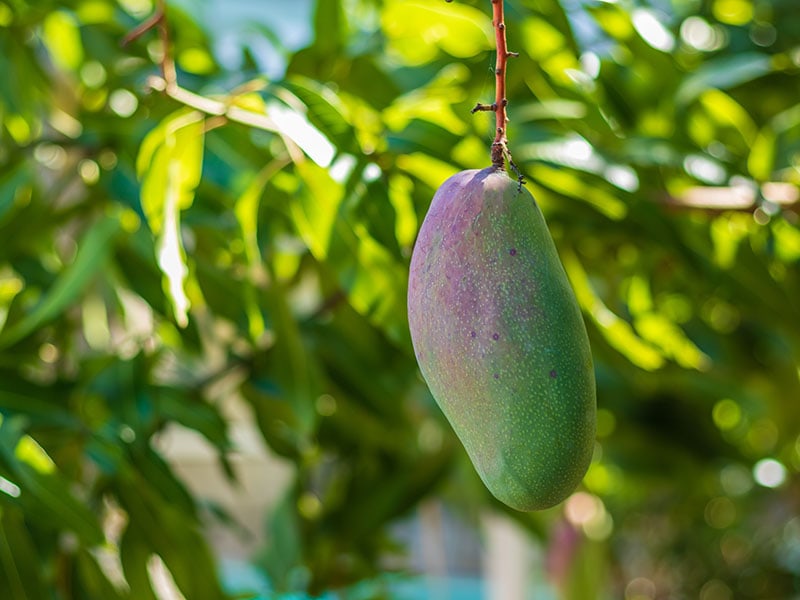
[491,0,510,169]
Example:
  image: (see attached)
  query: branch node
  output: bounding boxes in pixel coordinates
[471,102,498,114]
[507,51,520,58]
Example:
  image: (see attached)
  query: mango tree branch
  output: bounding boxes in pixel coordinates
[458,0,521,178]
[121,0,176,88]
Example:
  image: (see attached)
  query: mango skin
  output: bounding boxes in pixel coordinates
[407,167,596,511]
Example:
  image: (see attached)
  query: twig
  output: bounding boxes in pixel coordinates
[124,4,303,162]
[145,75,303,161]
[120,0,176,89]
[120,4,164,47]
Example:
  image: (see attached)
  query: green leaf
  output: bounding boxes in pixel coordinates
[137,108,205,327]
[562,249,665,371]
[118,473,228,600]
[290,160,344,260]
[0,214,121,349]
[260,489,303,591]
[0,419,104,546]
[282,76,359,154]
[0,267,24,334]
[0,162,31,225]
[0,506,46,600]
[234,161,287,340]
[562,539,610,600]
[0,388,79,427]
[313,0,344,58]
[676,53,773,105]
[382,0,492,65]
[747,127,776,181]
[76,549,127,600]
[41,10,84,71]
[119,525,159,600]
[262,282,321,438]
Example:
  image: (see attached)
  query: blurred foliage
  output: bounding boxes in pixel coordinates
[0,0,799,598]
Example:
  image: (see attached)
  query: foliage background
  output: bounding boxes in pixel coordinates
[1,0,800,597]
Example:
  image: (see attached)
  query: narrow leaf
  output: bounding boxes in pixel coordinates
[137,108,205,327]
[0,506,46,600]
[0,215,121,349]
[676,53,773,105]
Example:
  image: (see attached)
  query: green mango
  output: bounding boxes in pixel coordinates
[407,167,596,511]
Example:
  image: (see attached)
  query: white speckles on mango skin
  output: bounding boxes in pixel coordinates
[408,168,597,512]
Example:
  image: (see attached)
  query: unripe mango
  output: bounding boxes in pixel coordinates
[408,167,596,511]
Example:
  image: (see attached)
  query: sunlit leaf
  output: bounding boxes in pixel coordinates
[384,64,469,135]
[0,267,23,334]
[676,53,772,105]
[282,76,359,154]
[699,89,757,146]
[234,161,286,340]
[382,0,492,65]
[528,164,628,220]
[634,313,711,371]
[346,225,409,345]
[388,174,418,250]
[137,108,205,327]
[747,128,776,181]
[710,213,752,268]
[41,10,83,71]
[290,160,344,259]
[562,250,665,370]
[396,152,459,192]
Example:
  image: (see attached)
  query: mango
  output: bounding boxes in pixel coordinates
[407,167,596,511]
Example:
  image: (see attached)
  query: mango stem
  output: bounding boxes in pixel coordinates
[490,0,513,170]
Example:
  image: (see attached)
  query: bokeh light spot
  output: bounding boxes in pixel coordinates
[38,343,59,364]
[700,579,733,600]
[315,394,337,417]
[80,61,107,88]
[565,491,598,526]
[109,89,139,118]
[745,418,778,454]
[753,458,786,488]
[79,159,100,185]
[0,3,12,27]
[720,463,753,496]
[704,496,736,529]
[632,9,675,52]
[720,531,752,566]
[565,492,613,540]
[596,409,616,437]
[625,577,656,600]
[713,0,754,26]
[297,492,322,519]
[712,398,741,431]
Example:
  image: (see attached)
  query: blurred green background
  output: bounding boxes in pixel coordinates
[1,0,799,598]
